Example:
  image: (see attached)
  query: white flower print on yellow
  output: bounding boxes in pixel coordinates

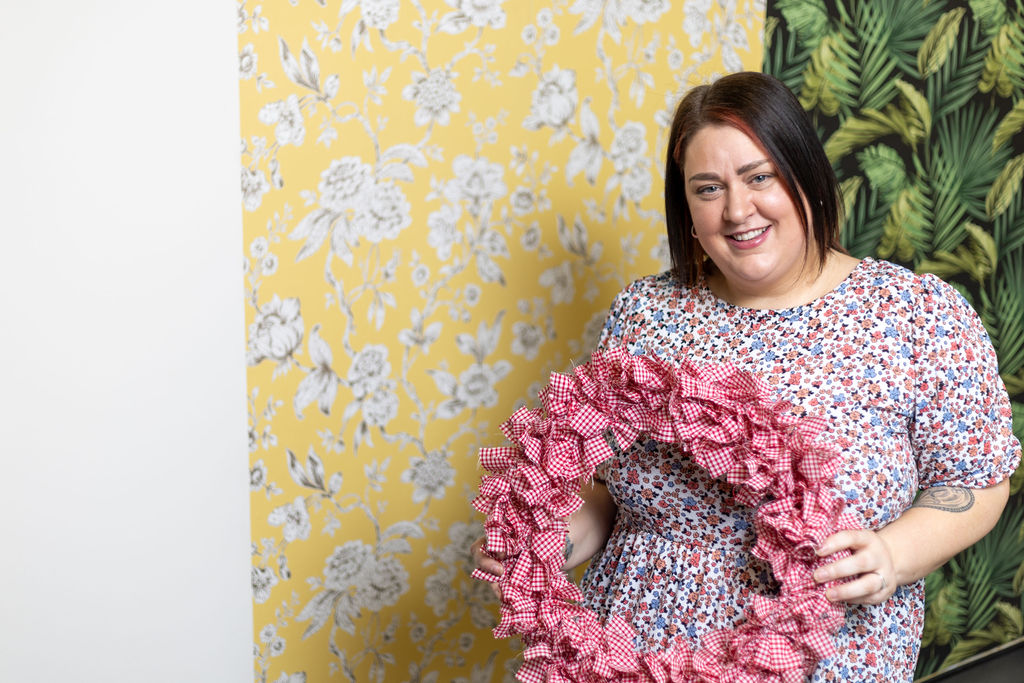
[258,94,305,147]
[240,1,763,680]
[241,166,270,211]
[246,295,303,366]
[403,68,462,126]
[523,66,577,130]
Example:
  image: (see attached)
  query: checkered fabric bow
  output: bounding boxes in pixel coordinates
[471,347,862,682]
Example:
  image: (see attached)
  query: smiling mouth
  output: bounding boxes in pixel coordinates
[729,226,768,242]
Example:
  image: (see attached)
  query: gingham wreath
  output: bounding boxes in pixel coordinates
[471,347,863,683]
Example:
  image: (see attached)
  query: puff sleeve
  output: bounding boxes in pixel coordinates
[910,274,1021,489]
[595,279,638,353]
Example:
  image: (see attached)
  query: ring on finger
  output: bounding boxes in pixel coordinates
[870,570,887,592]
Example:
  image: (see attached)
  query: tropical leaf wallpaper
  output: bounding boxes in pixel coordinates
[240,0,1023,681]
[238,2,763,682]
[763,0,1024,677]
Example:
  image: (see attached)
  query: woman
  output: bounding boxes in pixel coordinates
[473,72,1020,682]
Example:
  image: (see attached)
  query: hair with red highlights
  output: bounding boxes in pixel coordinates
[665,72,845,286]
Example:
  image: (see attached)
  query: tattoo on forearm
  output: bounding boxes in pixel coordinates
[912,487,975,513]
[563,536,575,562]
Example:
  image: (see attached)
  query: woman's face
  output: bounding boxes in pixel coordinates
[682,124,812,303]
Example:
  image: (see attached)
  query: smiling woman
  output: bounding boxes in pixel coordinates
[682,124,858,309]
[473,72,1021,683]
[664,73,848,302]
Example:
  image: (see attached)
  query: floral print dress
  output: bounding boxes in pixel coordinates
[579,258,1021,682]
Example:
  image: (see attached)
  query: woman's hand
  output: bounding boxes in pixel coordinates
[469,479,617,601]
[813,529,897,605]
[813,481,1011,606]
[470,536,504,599]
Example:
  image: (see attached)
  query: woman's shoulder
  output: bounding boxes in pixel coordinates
[855,257,920,290]
[860,258,986,340]
[855,258,969,308]
[626,269,681,290]
[612,270,689,304]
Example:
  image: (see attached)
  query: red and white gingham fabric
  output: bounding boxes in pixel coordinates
[471,347,862,682]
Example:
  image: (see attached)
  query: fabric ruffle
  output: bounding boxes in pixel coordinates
[471,347,861,682]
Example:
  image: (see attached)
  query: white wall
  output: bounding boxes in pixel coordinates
[0,3,251,682]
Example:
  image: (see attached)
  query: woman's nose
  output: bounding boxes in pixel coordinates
[723,187,754,224]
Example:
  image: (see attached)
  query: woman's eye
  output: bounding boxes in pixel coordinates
[751,174,770,184]
[696,185,721,195]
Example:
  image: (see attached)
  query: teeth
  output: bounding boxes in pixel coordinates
[731,227,767,242]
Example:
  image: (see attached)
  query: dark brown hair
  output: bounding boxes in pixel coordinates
[665,71,844,285]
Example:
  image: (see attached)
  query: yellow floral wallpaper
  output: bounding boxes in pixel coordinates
[238,1,764,681]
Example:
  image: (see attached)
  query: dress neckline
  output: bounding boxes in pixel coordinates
[695,257,873,316]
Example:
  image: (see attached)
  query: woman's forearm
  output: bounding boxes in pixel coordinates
[878,478,1009,586]
[813,478,1010,604]
[563,479,617,571]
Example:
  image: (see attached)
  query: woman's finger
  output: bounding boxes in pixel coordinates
[813,550,875,584]
[824,570,892,605]
[470,536,505,599]
[476,556,505,577]
[815,528,873,558]
[812,528,897,605]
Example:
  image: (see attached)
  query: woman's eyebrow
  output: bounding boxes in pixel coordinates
[687,171,720,182]
[687,158,771,183]
[736,159,771,175]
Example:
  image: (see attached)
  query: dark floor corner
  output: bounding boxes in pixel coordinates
[916,637,1024,682]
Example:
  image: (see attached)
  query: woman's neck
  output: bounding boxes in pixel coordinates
[705,251,861,310]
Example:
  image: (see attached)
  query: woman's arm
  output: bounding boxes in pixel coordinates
[812,479,1010,605]
[563,479,617,570]
[471,479,618,588]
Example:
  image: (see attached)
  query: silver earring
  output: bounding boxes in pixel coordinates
[690,226,697,238]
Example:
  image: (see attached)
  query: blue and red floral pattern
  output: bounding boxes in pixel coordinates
[581,258,1021,683]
